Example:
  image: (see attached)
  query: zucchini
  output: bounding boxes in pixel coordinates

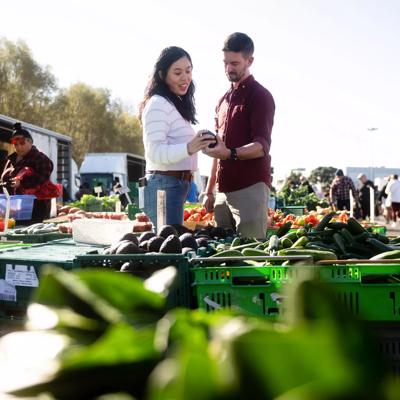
[276,222,292,237]
[291,236,309,248]
[347,217,369,235]
[279,231,299,242]
[365,238,393,253]
[370,249,400,260]
[277,248,337,261]
[210,249,243,258]
[327,221,348,230]
[333,232,346,254]
[280,237,293,249]
[315,211,336,232]
[242,248,268,257]
[340,228,354,244]
[230,237,241,247]
[229,241,260,251]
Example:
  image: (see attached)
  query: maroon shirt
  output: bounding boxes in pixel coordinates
[215,75,275,192]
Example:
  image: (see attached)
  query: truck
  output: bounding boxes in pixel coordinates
[0,113,78,200]
[77,152,146,200]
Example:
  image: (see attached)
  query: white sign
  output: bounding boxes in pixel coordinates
[0,279,17,302]
[5,264,39,287]
[157,190,166,233]
[94,186,103,194]
[138,187,145,209]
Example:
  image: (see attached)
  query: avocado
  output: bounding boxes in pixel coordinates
[172,223,193,236]
[179,232,198,250]
[139,231,156,243]
[120,261,135,272]
[147,236,165,252]
[181,246,196,256]
[109,239,132,254]
[119,232,139,246]
[158,224,178,238]
[102,247,111,255]
[139,240,149,251]
[210,226,227,239]
[116,242,141,254]
[196,237,209,248]
[159,234,182,254]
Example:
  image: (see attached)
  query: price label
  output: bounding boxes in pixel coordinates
[5,264,39,287]
[94,186,103,194]
[0,279,17,302]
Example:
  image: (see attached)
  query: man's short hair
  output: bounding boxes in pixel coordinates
[11,122,33,142]
[223,32,254,57]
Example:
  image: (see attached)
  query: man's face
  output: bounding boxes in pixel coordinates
[11,136,32,157]
[223,51,253,84]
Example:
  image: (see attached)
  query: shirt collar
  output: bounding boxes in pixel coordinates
[230,74,255,91]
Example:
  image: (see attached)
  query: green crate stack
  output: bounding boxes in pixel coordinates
[75,253,191,309]
[192,263,400,322]
[0,242,101,321]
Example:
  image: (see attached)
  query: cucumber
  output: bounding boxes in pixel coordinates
[280,237,293,249]
[279,231,298,242]
[291,236,309,248]
[242,248,268,257]
[327,221,348,230]
[276,222,292,237]
[277,248,337,261]
[315,211,336,232]
[370,249,400,260]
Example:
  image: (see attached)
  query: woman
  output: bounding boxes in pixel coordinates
[139,46,214,229]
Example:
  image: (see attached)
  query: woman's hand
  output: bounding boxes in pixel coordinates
[10,177,21,189]
[187,131,217,155]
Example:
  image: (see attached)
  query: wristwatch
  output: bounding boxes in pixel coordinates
[229,148,238,161]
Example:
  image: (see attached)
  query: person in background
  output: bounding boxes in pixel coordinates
[385,174,400,227]
[138,46,214,228]
[357,173,375,220]
[300,175,315,194]
[186,180,199,203]
[75,182,91,201]
[0,122,53,223]
[329,169,358,211]
[202,32,275,239]
[378,176,392,224]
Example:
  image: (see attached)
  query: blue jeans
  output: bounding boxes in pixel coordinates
[144,172,190,231]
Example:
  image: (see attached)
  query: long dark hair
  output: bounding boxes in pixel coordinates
[139,46,197,124]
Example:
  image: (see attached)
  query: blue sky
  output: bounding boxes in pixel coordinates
[2,0,399,180]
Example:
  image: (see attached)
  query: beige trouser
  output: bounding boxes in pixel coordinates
[214,182,269,239]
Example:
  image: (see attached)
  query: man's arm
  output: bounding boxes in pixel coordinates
[203,158,218,212]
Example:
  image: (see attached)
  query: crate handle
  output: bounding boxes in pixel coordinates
[232,276,270,286]
[203,296,222,310]
[190,255,313,265]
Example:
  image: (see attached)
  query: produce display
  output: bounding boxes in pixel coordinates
[62,194,120,212]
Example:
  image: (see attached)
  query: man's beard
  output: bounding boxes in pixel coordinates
[227,72,240,82]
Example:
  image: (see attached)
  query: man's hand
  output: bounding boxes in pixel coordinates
[202,192,215,213]
[202,135,230,160]
[11,177,21,189]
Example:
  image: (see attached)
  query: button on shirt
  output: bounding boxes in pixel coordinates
[215,75,275,193]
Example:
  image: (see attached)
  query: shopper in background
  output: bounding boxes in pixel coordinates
[329,169,358,211]
[203,32,275,239]
[300,175,315,194]
[379,176,392,224]
[0,123,54,223]
[385,174,400,227]
[357,173,375,220]
[138,46,214,228]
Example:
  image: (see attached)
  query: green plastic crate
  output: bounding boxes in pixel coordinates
[192,263,400,321]
[279,205,306,216]
[5,232,72,244]
[75,253,191,309]
[0,242,102,321]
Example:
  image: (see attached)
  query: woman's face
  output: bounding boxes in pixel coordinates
[164,56,193,96]
[12,136,32,157]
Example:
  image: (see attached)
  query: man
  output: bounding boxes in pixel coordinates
[202,32,275,238]
[357,173,375,220]
[1,122,54,223]
[329,169,358,212]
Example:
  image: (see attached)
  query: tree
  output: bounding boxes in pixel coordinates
[0,38,57,124]
[48,84,143,165]
[309,166,337,193]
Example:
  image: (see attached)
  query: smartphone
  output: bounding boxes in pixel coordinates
[199,129,218,148]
